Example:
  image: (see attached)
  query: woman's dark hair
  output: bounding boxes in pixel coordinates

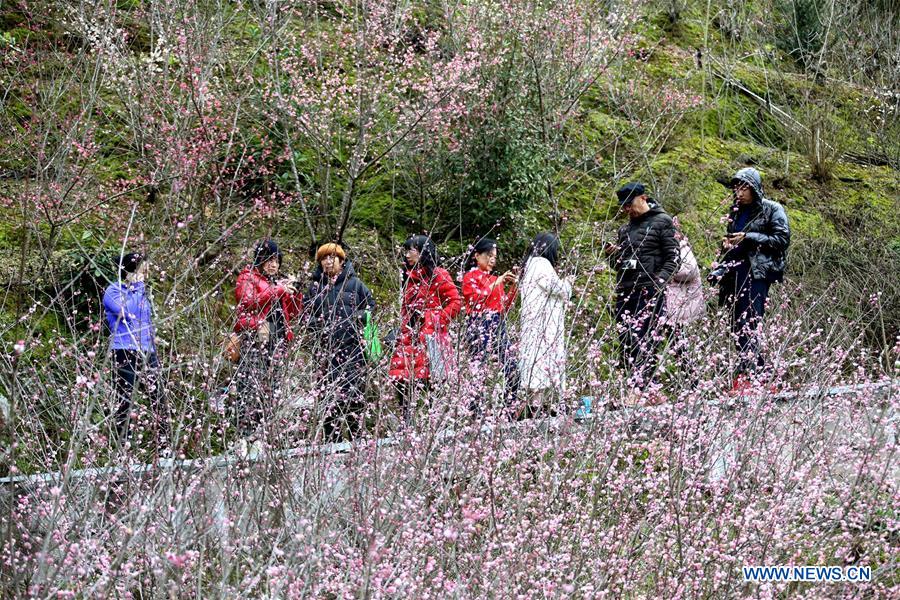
[118,252,145,278]
[464,237,498,272]
[402,235,438,279]
[523,232,561,270]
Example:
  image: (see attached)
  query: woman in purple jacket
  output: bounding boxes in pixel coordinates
[102,252,170,449]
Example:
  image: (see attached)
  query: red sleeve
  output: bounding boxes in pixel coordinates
[399,279,416,332]
[282,291,303,323]
[436,269,462,321]
[502,284,518,313]
[236,270,283,311]
[462,271,490,311]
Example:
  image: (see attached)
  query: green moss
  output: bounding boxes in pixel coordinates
[788,208,838,239]
[93,122,135,181]
[672,17,709,48]
[643,46,693,81]
[4,26,48,45]
[353,187,419,234]
[0,219,26,251]
[575,111,631,146]
[816,176,900,237]
[5,95,31,121]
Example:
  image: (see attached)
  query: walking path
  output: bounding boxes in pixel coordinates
[1,379,895,487]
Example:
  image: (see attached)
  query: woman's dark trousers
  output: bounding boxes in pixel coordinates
[113,349,170,447]
[322,344,367,441]
[615,288,666,389]
[721,265,770,375]
[465,313,519,412]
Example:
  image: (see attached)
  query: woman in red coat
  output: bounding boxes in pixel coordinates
[232,239,302,443]
[461,238,519,409]
[389,235,461,416]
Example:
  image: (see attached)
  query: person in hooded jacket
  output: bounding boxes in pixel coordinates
[605,183,680,398]
[388,235,462,419]
[102,252,170,449]
[461,237,519,409]
[304,243,375,441]
[709,167,790,388]
[232,239,303,442]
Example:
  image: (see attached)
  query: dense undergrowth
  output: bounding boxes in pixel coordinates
[0,0,898,596]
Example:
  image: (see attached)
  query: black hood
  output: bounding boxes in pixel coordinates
[731,167,765,202]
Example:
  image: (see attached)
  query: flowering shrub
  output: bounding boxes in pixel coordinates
[0,1,897,597]
[2,263,897,597]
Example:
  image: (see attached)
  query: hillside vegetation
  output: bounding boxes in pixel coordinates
[1,2,898,597]
[0,0,897,354]
[0,1,898,437]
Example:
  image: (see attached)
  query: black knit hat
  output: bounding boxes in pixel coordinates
[253,239,283,267]
[118,252,144,276]
[616,182,646,205]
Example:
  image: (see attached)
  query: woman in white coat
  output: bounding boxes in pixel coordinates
[665,229,705,326]
[517,233,573,417]
[665,223,706,382]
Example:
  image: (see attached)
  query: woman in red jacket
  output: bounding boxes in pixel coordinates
[232,239,303,444]
[461,238,519,409]
[389,235,461,417]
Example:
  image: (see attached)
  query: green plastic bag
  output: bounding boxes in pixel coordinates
[363,311,383,363]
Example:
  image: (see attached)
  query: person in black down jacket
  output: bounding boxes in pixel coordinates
[605,182,680,398]
[305,243,376,441]
[709,167,790,389]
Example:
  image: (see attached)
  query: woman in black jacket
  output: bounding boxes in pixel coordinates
[305,243,376,441]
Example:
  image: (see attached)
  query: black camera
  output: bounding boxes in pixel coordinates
[707,266,728,283]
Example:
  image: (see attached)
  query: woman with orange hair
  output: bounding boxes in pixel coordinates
[304,242,375,441]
